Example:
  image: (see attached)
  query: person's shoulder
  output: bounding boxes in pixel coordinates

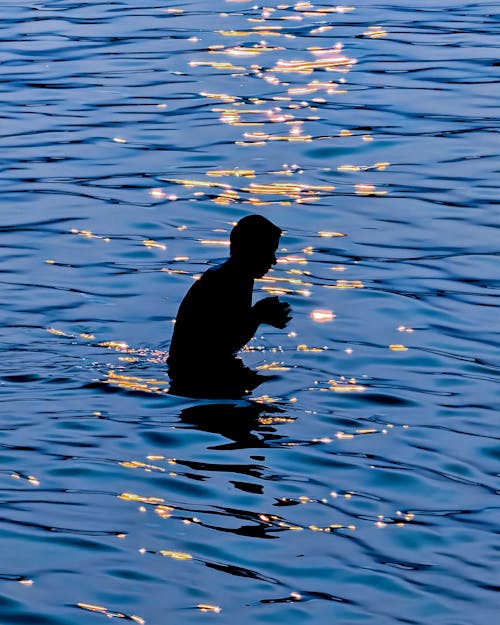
[190,262,228,293]
[202,263,222,279]
[200,261,231,282]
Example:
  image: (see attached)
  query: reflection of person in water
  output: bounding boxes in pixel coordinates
[178,401,286,450]
[168,214,292,398]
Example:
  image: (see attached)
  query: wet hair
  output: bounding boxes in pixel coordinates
[230,214,281,257]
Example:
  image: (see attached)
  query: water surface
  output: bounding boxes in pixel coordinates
[1,1,498,624]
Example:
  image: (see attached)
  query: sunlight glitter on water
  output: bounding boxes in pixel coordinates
[0,0,498,624]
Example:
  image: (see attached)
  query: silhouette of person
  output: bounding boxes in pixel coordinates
[168,214,291,398]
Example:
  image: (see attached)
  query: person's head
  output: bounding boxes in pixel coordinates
[230,214,281,278]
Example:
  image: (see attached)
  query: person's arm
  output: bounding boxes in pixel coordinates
[252,297,292,330]
[219,296,291,354]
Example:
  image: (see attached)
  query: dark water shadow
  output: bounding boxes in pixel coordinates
[168,356,272,400]
[176,400,288,450]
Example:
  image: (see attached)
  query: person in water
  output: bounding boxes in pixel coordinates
[168,214,291,398]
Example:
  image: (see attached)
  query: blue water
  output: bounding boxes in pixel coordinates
[1,1,498,623]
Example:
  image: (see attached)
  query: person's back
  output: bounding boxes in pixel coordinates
[168,214,291,398]
[168,259,254,370]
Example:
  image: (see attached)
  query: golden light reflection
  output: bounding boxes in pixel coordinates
[119,492,164,504]
[318,231,345,238]
[310,309,335,322]
[192,0,364,163]
[199,239,230,246]
[242,182,334,197]
[47,328,170,367]
[277,255,308,265]
[261,286,290,296]
[364,26,387,38]
[77,603,145,624]
[288,79,339,96]
[313,427,381,442]
[47,327,71,337]
[159,550,192,561]
[189,60,246,71]
[206,169,255,177]
[120,460,165,473]
[238,130,313,144]
[294,3,355,14]
[310,25,333,34]
[297,344,326,353]
[389,344,408,351]
[77,603,107,614]
[216,29,281,37]
[155,505,174,519]
[254,394,279,404]
[259,415,295,425]
[259,273,312,287]
[214,106,299,126]
[329,378,366,392]
[99,341,130,350]
[338,164,361,172]
[197,604,222,614]
[274,497,358,533]
[166,177,231,190]
[338,162,390,172]
[10,472,40,486]
[200,91,241,102]
[324,280,364,289]
[161,267,189,276]
[256,362,291,371]
[104,371,169,394]
[354,183,387,196]
[269,53,356,74]
[70,229,110,242]
[149,188,177,200]
[143,239,167,250]
[210,44,284,56]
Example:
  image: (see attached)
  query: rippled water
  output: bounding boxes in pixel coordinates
[1,1,498,623]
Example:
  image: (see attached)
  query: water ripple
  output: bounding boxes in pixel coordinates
[0,1,498,623]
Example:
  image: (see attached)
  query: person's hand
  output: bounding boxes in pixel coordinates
[253,296,292,329]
